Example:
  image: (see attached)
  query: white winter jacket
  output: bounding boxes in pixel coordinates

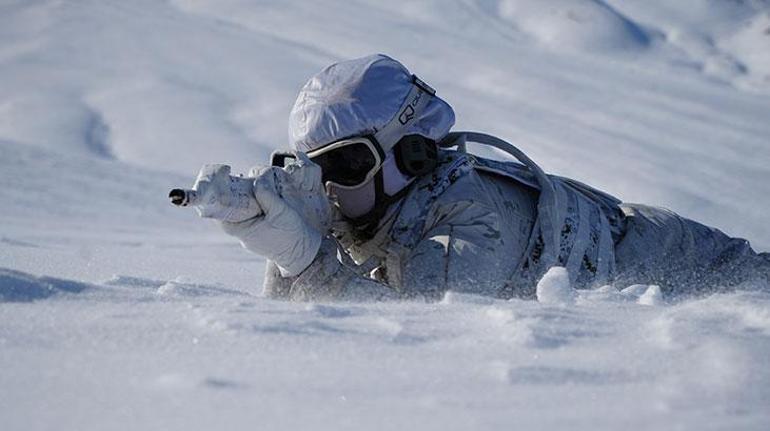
[260,149,770,301]
[261,54,768,301]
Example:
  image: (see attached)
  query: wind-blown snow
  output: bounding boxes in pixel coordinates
[1,1,769,430]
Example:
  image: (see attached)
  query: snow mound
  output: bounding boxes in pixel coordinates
[104,275,248,298]
[719,11,770,88]
[0,267,89,302]
[496,0,651,53]
[603,0,770,89]
[0,0,323,175]
[536,266,576,305]
[638,284,663,306]
[155,279,247,297]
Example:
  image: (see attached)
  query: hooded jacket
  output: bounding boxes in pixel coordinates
[261,150,770,301]
[257,55,770,301]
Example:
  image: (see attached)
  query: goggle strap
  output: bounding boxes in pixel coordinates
[374,74,434,153]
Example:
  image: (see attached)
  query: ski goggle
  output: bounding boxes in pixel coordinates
[306,137,383,189]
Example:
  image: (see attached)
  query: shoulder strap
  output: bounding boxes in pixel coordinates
[440,131,561,269]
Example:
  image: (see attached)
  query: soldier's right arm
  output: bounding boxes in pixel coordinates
[262,238,399,302]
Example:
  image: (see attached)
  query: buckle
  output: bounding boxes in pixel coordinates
[412,74,436,96]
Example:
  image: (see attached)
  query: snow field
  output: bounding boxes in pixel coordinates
[2,269,770,430]
[2,0,770,429]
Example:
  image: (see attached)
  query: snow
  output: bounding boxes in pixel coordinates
[638,284,664,306]
[496,0,653,53]
[536,266,576,305]
[1,0,770,430]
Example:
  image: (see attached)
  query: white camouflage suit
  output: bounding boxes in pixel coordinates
[239,55,770,301]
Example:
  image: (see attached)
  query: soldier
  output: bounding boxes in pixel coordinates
[201,54,770,301]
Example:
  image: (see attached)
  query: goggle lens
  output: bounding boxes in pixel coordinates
[310,141,378,187]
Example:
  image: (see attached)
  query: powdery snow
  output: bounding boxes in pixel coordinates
[1,1,770,430]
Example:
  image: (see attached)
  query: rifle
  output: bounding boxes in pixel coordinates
[168,164,262,223]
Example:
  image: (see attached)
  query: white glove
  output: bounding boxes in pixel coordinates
[186,164,263,223]
[220,152,331,277]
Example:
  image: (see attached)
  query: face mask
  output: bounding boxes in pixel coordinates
[329,151,412,220]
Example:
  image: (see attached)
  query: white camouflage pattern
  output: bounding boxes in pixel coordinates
[261,150,770,301]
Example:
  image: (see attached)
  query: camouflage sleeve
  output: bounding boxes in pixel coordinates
[262,260,294,299]
[399,172,536,299]
[263,172,536,301]
[262,237,399,301]
[400,203,513,299]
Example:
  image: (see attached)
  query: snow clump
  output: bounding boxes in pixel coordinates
[536,266,576,305]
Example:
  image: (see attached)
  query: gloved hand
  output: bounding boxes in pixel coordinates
[219,152,331,277]
[182,164,263,223]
